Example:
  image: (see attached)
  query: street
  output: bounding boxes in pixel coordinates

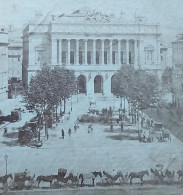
[5,185,183,195]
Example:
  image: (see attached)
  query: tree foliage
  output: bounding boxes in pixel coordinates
[25,66,76,112]
[112,66,163,109]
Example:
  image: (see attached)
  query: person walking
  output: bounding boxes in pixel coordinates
[68,128,71,136]
[120,121,123,132]
[62,129,64,139]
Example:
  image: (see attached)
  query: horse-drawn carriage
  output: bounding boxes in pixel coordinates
[9,170,36,190]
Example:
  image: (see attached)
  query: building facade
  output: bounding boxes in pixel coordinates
[23,10,162,97]
[0,27,9,102]
[172,34,183,108]
[8,28,23,80]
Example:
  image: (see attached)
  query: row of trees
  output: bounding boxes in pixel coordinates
[25,66,76,124]
[112,65,163,123]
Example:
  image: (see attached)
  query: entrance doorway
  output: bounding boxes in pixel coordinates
[94,75,103,93]
[77,75,86,93]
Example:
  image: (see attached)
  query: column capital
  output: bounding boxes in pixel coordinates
[84,39,88,42]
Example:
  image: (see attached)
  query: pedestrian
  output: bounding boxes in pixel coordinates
[62,129,64,139]
[120,121,123,131]
[4,128,7,136]
[110,123,113,131]
[88,126,90,133]
[68,128,71,136]
[74,124,76,131]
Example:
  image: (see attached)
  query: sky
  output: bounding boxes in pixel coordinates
[0,0,183,45]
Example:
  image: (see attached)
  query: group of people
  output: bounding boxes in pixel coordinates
[61,128,71,139]
[61,123,79,139]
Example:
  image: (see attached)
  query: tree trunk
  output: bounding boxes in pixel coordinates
[60,100,62,116]
[64,99,66,114]
[56,105,58,123]
[120,97,122,110]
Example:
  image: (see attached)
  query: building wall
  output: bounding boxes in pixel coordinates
[172,39,183,108]
[0,28,9,102]
[8,44,23,80]
[22,12,163,96]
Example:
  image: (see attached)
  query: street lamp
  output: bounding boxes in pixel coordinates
[4,154,8,175]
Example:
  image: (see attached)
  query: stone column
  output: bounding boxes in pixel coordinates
[76,39,79,65]
[67,39,70,65]
[103,73,112,96]
[51,39,57,65]
[59,39,62,65]
[93,39,96,65]
[126,39,129,64]
[101,39,104,65]
[110,39,113,64]
[87,76,94,96]
[139,39,144,68]
[85,39,88,65]
[134,39,138,69]
[118,40,121,65]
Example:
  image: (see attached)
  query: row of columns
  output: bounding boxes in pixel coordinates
[52,39,137,65]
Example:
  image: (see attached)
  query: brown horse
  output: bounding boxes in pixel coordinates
[36,175,57,187]
[129,170,149,185]
[79,171,102,187]
[103,171,123,184]
[0,174,13,185]
[150,168,165,183]
[165,169,174,182]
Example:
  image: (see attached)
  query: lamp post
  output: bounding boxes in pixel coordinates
[4,154,8,175]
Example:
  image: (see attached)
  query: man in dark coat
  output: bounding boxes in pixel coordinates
[62,129,64,139]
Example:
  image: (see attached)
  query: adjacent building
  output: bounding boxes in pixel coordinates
[172,34,183,108]
[8,27,23,80]
[23,9,162,96]
[0,27,9,102]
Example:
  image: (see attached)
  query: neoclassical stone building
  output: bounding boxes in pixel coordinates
[22,9,162,97]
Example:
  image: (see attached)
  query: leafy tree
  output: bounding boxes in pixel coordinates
[112,66,163,124]
[25,66,76,127]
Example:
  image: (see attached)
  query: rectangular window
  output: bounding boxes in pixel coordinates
[121,51,123,64]
[79,51,83,64]
[96,51,100,64]
[70,51,74,64]
[129,51,132,64]
[112,51,115,64]
[104,51,107,64]
[62,51,66,64]
[87,51,91,64]
[57,40,59,64]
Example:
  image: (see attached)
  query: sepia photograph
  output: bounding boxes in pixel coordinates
[0,0,183,194]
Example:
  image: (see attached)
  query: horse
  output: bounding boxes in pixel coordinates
[36,175,57,187]
[129,170,149,185]
[67,173,79,186]
[0,174,13,186]
[150,168,165,183]
[56,174,71,184]
[79,171,102,187]
[102,171,123,185]
[177,170,183,187]
[164,169,174,182]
